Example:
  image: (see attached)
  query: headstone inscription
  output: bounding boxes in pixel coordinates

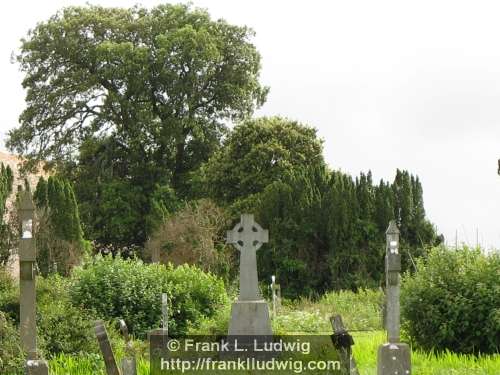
[18,190,49,375]
[95,320,120,375]
[377,221,411,375]
[226,214,272,336]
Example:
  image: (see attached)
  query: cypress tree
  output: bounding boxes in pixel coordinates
[34,175,85,275]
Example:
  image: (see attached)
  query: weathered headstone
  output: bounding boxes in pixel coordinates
[119,320,137,375]
[330,315,359,375]
[227,214,272,336]
[18,190,49,375]
[95,320,120,375]
[149,293,169,375]
[270,275,281,318]
[377,221,411,375]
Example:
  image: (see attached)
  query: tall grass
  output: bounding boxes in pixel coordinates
[352,331,500,375]
[47,289,499,374]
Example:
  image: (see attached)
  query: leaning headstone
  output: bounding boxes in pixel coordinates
[330,315,359,375]
[95,320,120,375]
[149,293,169,375]
[18,190,49,375]
[377,221,411,375]
[119,320,137,375]
[226,214,272,337]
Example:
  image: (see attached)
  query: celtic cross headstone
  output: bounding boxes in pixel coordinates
[226,214,272,336]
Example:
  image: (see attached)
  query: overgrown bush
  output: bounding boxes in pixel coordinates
[0,267,18,322]
[1,273,101,358]
[0,312,24,374]
[145,199,235,282]
[70,255,229,338]
[401,246,500,354]
[36,275,99,356]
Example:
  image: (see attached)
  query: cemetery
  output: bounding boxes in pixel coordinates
[0,2,499,375]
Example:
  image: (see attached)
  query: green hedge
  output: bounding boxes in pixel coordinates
[401,246,500,354]
[69,255,229,338]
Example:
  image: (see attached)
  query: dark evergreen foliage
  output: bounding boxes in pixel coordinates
[0,164,14,266]
[34,176,85,275]
[254,166,437,298]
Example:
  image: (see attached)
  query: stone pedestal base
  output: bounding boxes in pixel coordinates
[377,342,411,375]
[149,328,169,375]
[26,360,49,375]
[228,300,272,336]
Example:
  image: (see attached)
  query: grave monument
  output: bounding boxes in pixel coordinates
[226,214,272,336]
[377,220,411,375]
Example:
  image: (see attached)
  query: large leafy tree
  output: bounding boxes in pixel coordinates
[197,116,325,207]
[8,4,267,245]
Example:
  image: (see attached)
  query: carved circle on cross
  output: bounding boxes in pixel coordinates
[230,221,267,251]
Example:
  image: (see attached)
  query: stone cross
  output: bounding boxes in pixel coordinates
[385,220,401,343]
[227,214,268,301]
[95,320,120,375]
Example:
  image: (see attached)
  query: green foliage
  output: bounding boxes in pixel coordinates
[35,275,100,357]
[401,246,500,354]
[0,164,14,266]
[34,176,86,275]
[9,3,267,247]
[0,312,24,375]
[197,116,325,206]
[0,268,18,323]
[70,255,229,338]
[255,165,437,297]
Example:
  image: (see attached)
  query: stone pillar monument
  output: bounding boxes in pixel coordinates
[18,189,49,375]
[227,214,272,336]
[377,220,411,375]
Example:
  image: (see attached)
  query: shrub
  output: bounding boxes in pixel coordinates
[145,199,235,282]
[70,255,229,338]
[0,267,18,322]
[0,312,24,374]
[36,275,99,356]
[401,246,500,354]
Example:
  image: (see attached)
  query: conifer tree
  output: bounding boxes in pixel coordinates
[0,164,14,265]
[34,176,85,275]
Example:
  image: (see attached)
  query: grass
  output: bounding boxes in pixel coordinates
[352,331,500,375]
[46,289,499,374]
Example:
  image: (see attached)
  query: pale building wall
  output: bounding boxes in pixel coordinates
[0,151,49,279]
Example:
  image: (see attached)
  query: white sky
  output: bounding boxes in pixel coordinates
[1,1,499,249]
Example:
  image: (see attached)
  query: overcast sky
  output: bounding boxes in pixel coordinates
[1,1,499,249]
